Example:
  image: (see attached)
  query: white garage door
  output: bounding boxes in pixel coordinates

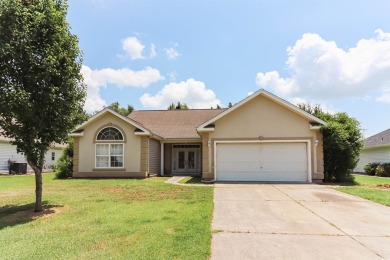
[216,142,308,182]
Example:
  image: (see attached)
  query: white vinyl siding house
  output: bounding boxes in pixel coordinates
[0,140,63,172]
[355,128,390,172]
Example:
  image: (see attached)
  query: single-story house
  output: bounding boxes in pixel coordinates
[355,128,390,172]
[71,89,326,182]
[0,135,63,172]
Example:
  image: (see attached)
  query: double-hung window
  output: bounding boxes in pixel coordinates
[95,127,124,168]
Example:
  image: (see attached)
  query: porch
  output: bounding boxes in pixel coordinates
[162,143,202,176]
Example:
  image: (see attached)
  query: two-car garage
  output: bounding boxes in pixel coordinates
[215,141,310,182]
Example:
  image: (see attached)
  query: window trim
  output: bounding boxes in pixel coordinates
[95,143,125,169]
[96,126,124,142]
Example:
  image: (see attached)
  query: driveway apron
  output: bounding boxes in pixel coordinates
[211,183,390,259]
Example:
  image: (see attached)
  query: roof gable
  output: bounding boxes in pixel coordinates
[365,128,390,147]
[71,108,150,136]
[197,89,326,131]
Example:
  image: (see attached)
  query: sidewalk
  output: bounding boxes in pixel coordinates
[165,176,213,187]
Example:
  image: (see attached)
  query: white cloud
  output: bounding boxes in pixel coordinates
[168,71,179,82]
[256,29,390,102]
[139,78,221,109]
[150,43,157,58]
[82,66,107,113]
[256,71,298,96]
[85,66,163,88]
[377,89,390,103]
[121,36,157,60]
[121,37,146,60]
[81,65,164,113]
[247,91,254,96]
[165,44,181,60]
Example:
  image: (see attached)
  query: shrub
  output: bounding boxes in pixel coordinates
[298,104,364,182]
[376,163,390,177]
[364,162,381,176]
[54,139,74,179]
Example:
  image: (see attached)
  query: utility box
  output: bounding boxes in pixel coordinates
[9,162,27,174]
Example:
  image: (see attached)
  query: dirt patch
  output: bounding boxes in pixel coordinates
[0,189,34,198]
[1,205,63,226]
[102,188,125,193]
[376,184,390,190]
[102,185,191,202]
[93,242,107,250]
[166,227,175,234]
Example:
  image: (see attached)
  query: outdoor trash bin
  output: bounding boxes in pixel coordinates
[9,162,27,174]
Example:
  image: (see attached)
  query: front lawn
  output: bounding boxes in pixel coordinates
[335,175,390,206]
[0,173,213,259]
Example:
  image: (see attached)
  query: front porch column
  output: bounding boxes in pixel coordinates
[160,142,164,176]
[140,136,149,177]
[72,137,80,177]
[201,133,213,179]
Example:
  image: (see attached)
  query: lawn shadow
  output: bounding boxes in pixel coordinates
[0,202,62,230]
[322,179,358,186]
[181,177,203,184]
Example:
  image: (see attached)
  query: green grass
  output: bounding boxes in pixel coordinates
[352,174,390,185]
[0,173,213,259]
[335,175,390,206]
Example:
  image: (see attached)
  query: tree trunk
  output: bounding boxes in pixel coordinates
[29,162,43,212]
[34,168,43,212]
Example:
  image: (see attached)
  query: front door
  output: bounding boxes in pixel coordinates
[176,149,197,173]
[172,144,201,174]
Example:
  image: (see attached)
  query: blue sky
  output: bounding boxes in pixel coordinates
[67,0,390,137]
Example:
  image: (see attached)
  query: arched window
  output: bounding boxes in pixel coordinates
[95,127,124,168]
[96,127,123,141]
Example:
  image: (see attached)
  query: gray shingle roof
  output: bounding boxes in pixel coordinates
[364,128,390,147]
[128,109,226,139]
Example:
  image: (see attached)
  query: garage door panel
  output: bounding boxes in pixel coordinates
[218,161,260,172]
[261,160,307,170]
[216,142,308,182]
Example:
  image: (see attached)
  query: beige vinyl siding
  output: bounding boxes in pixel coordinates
[148,138,161,175]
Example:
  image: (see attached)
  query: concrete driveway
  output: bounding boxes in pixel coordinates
[212,183,390,259]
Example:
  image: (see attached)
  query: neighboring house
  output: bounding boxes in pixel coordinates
[0,135,64,172]
[355,128,390,172]
[71,89,326,182]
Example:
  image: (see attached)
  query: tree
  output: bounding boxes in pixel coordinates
[298,104,364,182]
[107,102,134,116]
[0,0,85,211]
[167,102,189,110]
[228,102,233,108]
